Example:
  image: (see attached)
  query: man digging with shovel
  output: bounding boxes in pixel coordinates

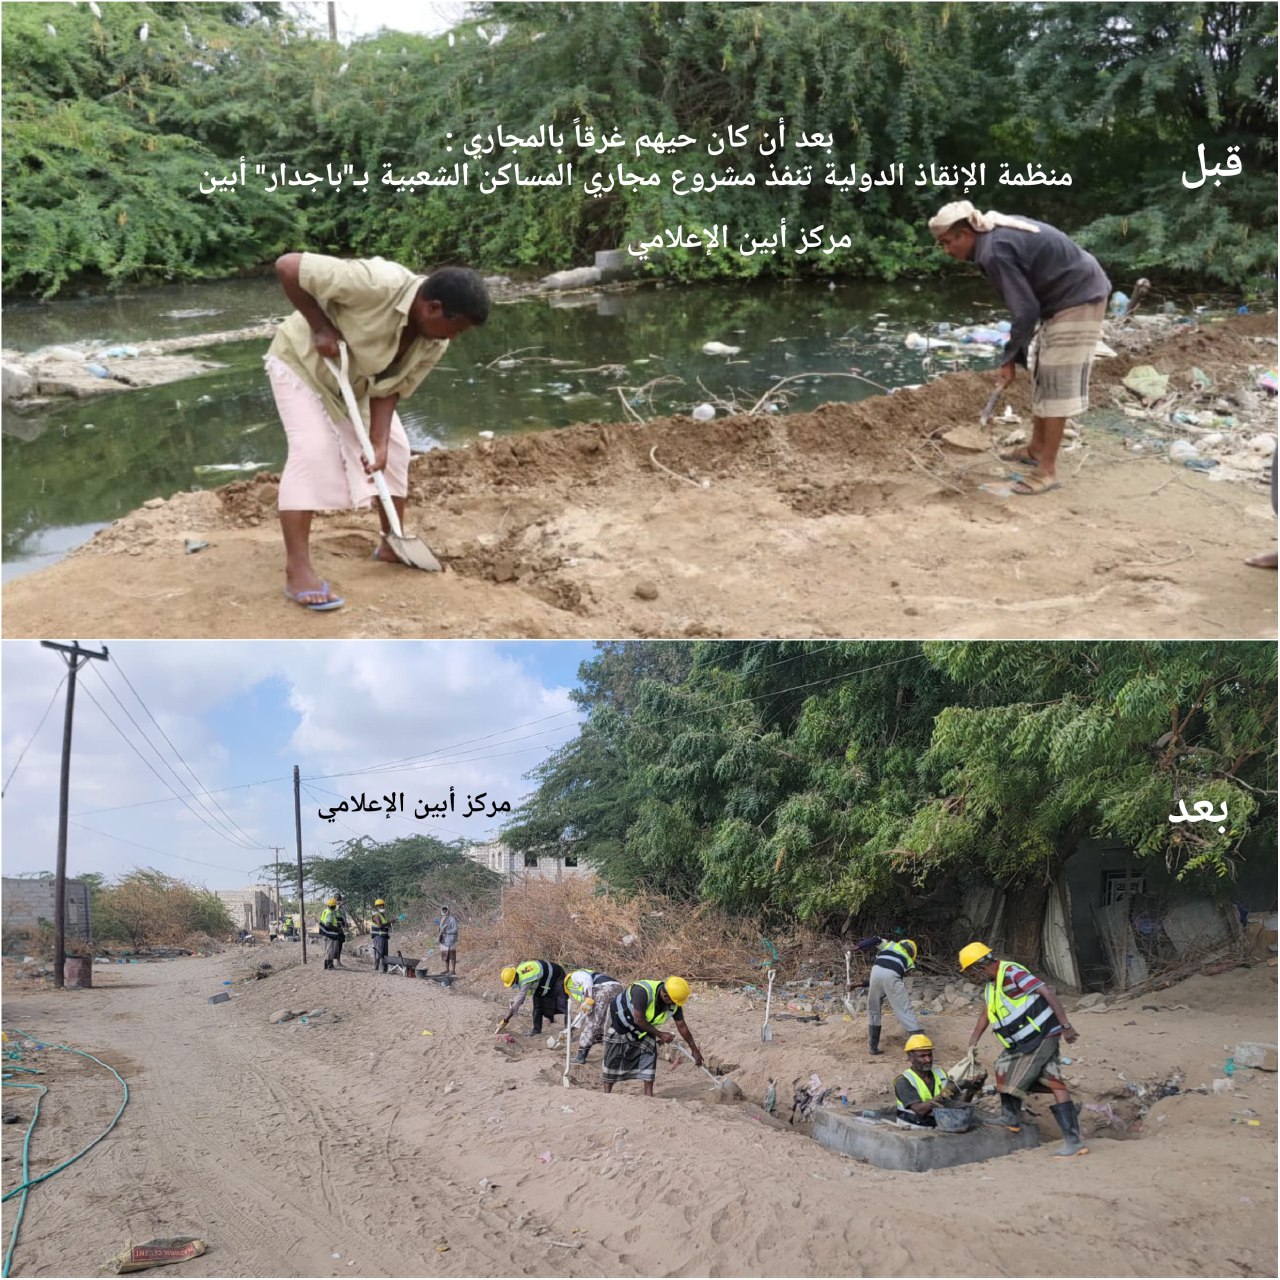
[929,202,1110,498]
[266,252,490,611]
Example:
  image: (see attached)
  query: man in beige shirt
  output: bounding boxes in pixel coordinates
[265,253,490,610]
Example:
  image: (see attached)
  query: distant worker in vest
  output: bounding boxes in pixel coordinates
[893,1034,957,1127]
[371,899,391,973]
[853,935,921,1056]
[927,202,1110,498]
[498,960,568,1036]
[564,969,623,1065]
[438,905,459,975]
[602,976,704,1097]
[319,898,344,970]
[959,941,1087,1158]
[283,915,297,939]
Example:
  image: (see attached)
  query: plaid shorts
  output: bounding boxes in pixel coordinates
[1031,299,1106,418]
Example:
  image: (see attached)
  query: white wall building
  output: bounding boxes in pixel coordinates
[465,841,590,882]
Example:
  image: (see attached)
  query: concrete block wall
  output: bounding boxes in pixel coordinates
[1,877,92,941]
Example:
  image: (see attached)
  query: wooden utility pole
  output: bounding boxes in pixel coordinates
[327,1,337,41]
[270,846,284,920]
[294,766,307,963]
[40,642,109,989]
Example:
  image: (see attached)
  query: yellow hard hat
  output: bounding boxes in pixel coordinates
[501,966,517,987]
[904,1033,933,1052]
[326,897,337,907]
[374,899,385,906]
[959,941,993,971]
[902,939,918,960]
[663,975,690,1006]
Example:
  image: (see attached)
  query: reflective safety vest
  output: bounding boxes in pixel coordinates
[896,1066,949,1122]
[873,940,915,977]
[567,970,615,1004]
[611,980,671,1040]
[516,960,555,995]
[319,907,342,937]
[985,960,1058,1049]
[372,910,390,938]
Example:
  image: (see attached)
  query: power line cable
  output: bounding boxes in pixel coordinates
[76,684,263,852]
[105,656,265,849]
[1,674,68,799]
[68,821,259,875]
[85,665,263,852]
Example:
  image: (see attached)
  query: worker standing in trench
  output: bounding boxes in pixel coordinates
[959,941,1088,1158]
[893,1034,957,1127]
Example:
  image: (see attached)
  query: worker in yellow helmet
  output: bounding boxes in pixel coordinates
[959,941,1086,1158]
[318,897,344,970]
[893,1034,957,1128]
[602,976,704,1097]
[370,899,391,973]
[853,934,921,1056]
[498,960,568,1036]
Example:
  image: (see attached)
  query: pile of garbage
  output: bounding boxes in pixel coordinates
[1107,348,1276,485]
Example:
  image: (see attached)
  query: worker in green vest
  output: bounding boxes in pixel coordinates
[371,899,391,973]
[959,941,1086,1158]
[602,976,704,1097]
[893,1034,956,1127]
[854,935,922,1056]
[318,898,344,970]
[499,960,568,1036]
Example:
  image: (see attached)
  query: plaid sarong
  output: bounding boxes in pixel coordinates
[602,1028,658,1083]
[994,1034,1067,1098]
[1031,299,1106,418]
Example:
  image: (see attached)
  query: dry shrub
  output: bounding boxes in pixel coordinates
[466,876,770,984]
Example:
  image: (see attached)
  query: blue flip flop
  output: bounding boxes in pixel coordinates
[284,582,344,611]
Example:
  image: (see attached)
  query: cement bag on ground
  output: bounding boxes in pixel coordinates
[110,1238,207,1273]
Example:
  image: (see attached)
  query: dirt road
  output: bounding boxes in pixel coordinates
[3,317,1275,640]
[2,953,1275,1277]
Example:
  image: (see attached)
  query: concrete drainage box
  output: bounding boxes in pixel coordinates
[813,1108,1039,1172]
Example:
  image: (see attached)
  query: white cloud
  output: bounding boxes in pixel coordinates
[1,641,585,892]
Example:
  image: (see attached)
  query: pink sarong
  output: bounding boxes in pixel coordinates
[265,354,410,512]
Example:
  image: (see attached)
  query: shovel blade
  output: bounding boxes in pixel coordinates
[387,533,443,573]
[979,390,1001,426]
[761,1023,773,1042]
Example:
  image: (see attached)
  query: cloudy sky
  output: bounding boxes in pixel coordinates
[1,640,593,892]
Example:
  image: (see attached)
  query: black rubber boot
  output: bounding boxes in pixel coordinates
[572,1049,589,1064]
[999,1093,1023,1132]
[530,1017,543,1036]
[868,1025,883,1056]
[1050,1101,1088,1157]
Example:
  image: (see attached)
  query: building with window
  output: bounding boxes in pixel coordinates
[464,841,589,882]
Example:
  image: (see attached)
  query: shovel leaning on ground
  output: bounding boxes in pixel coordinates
[761,969,775,1042]
[322,342,442,572]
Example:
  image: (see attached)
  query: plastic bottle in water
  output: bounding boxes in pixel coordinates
[1224,1056,1235,1076]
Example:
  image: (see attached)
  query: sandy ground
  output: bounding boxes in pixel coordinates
[2,951,1275,1278]
[3,317,1276,640]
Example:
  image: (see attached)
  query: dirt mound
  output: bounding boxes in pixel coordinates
[4,314,1275,640]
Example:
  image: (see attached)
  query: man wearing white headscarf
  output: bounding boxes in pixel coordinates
[928,202,1110,496]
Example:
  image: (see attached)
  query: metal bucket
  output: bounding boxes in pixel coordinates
[933,1104,974,1133]
[64,956,93,989]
